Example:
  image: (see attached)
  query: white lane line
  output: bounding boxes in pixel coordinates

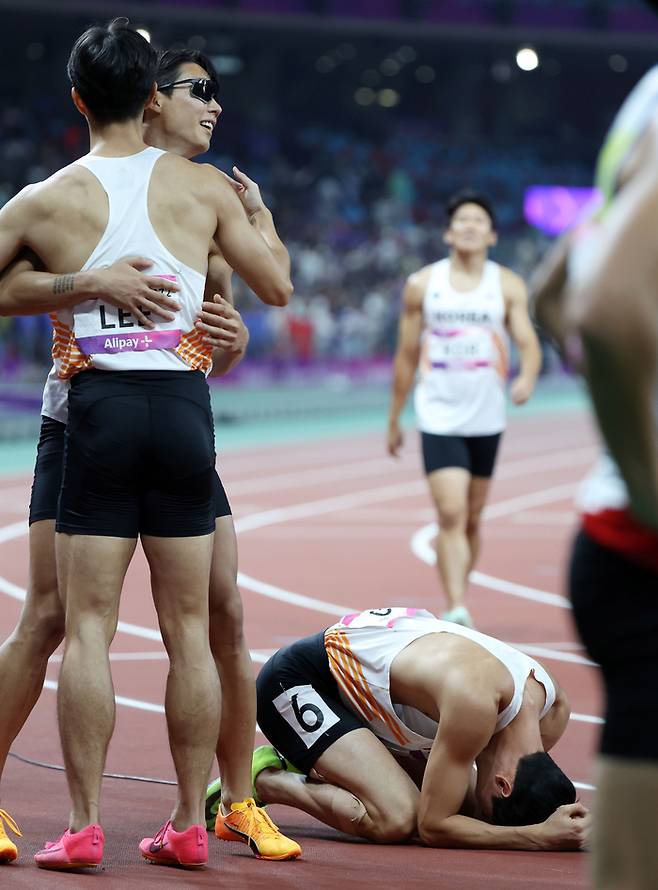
[233,480,426,533]
[470,573,569,610]
[237,572,347,616]
[228,457,410,496]
[574,782,596,791]
[42,679,165,714]
[225,444,594,498]
[513,644,597,668]
[233,451,591,535]
[0,520,28,544]
[571,712,604,725]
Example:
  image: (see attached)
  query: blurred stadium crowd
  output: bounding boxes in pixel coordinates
[0,0,655,380]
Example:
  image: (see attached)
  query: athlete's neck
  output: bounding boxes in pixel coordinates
[449,249,488,276]
[142,122,195,160]
[87,117,149,158]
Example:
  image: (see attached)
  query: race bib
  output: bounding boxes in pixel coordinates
[74,274,181,356]
[272,685,340,748]
[428,326,494,370]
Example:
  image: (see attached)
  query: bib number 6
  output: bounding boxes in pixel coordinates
[273,684,340,749]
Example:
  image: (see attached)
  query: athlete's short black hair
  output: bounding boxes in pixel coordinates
[445,189,497,230]
[156,48,219,95]
[490,752,577,826]
[67,18,158,124]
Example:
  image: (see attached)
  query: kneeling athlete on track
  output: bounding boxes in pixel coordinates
[207,608,590,851]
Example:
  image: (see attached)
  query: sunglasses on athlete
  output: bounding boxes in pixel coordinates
[157,77,219,104]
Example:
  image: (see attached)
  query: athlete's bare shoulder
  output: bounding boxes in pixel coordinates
[499,265,527,304]
[404,262,435,308]
[154,154,240,210]
[0,163,91,228]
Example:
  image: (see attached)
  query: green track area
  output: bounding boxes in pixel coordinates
[0,377,588,478]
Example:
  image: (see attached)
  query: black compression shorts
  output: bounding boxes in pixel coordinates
[570,529,658,761]
[56,369,217,538]
[256,631,366,774]
[29,415,66,525]
[420,431,502,478]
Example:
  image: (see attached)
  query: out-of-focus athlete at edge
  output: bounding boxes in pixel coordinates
[0,19,296,870]
[387,193,541,629]
[207,608,590,851]
[532,54,658,890]
[0,43,300,865]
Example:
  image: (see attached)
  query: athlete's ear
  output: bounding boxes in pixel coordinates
[443,228,453,247]
[494,774,513,798]
[488,230,498,248]
[71,87,88,118]
[144,82,159,112]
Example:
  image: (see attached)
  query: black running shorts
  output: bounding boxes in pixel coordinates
[570,529,658,760]
[421,431,502,478]
[213,469,231,519]
[29,415,66,524]
[57,369,217,538]
[256,631,366,774]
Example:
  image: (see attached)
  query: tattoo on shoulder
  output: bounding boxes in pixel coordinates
[53,274,76,295]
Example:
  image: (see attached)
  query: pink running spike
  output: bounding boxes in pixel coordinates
[35,824,104,870]
[139,820,208,868]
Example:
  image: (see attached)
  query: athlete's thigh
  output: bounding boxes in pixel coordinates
[27,520,58,602]
[56,532,137,629]
[427,466,471,520]
[210,515,238,596]
[467,475,493,521]
[313,729,420,816]
[144,533,215,619]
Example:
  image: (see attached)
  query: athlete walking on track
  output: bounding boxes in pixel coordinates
[388,193,541,628]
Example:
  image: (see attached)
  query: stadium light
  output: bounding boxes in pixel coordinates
[378,88,400,108]
[136,28,151,42]
[516,47,539,72]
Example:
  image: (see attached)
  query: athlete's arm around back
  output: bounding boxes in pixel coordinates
[194,160,292,308]
[0,165,181,321]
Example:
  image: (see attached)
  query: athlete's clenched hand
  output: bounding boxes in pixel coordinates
[94,256,181,329]
[537,803,591,851]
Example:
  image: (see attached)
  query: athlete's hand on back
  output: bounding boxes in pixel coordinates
[537,803,591,851]
[509,374,535,406]
[220,166,266,219]
[195,294,249,352]
[94,256,181,329]
[387,420,404,457]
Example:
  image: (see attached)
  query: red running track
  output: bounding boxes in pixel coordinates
[0,408,602,888]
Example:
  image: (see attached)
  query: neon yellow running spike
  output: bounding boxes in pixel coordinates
[0,809,22,864]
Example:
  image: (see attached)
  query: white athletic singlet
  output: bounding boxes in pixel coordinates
[41,363,68,423]
[324,608,556,755]
[48,146,211,387]
[413,259,508,436]
[572,66,658,571]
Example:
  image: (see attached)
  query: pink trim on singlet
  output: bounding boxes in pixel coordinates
[341,608,420,628]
